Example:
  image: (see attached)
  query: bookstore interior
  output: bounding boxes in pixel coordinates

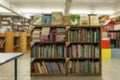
[0,0,120,80]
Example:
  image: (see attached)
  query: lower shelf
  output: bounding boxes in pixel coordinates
[67,73,101,76]
[31,73,101,76]
[31,73,66,76]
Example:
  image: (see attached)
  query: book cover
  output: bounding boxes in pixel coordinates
[80,15,89,26]
[63,15,70,25]
[42,14,52,25]
[70,15,80,25]
[51,12,63,25]
[90,15,99,26]
[32,15,42,25]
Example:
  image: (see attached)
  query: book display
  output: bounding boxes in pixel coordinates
[31,12,101,76]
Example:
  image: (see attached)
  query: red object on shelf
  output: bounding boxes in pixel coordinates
[101,39,110,48]
[101,28,107,32]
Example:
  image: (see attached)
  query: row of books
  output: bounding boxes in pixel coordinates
[40,28,50,41]
[0,39,5,47]
[32,28,66,42]
[32,44,66,58]
[68,28,100,42]
[111,40,120,48]
[32,61,66,74]
[32,29,41,42]
[108,32,120,39]
[50,28,66,42]
[32,12,99,26]
[32,12,63,26]
[2,16,12,21]
[13,22,22,26]
[68,60,100,73]
[68,44,100,58]
[1,21,11,25]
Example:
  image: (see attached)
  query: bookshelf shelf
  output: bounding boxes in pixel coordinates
[31,73,66,76]
[34,58,66,60]
[69,58,100,60]
[108,30,120,32]
[108,30,120,48]
[39,42,65,44]
[0,47,5,49]
[70,42,100,44]
[69,25,102,28]
[67,73,101,76]
[14,46,19,48]
[32,24,65,27]
[0,33,5,37]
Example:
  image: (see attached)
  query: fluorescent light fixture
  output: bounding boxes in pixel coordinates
[0,7,10,12]
[94,10,115,15]
[69,9,91,14]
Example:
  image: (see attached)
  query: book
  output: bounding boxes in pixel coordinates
[40,28,50,41]
[32,29,41,42]
[70,15,80,25]
[32,15,42,25]
[42,14,52,25]
[89,15,99,26]
[63,15,70,25]
[51,12,63,25]
[80,15,89,26]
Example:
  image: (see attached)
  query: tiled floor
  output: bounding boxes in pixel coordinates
[0,53,120,80]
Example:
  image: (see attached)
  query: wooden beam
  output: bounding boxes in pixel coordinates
[64,0,73,15]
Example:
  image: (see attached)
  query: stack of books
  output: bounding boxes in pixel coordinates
[56,28,66,42]
[32,29,41,42]
[40,28,50,41]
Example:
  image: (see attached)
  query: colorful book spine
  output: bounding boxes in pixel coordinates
[31,44,66,58]
[68,60,100,73]
[32,61,66,74]
[67,44,100,58]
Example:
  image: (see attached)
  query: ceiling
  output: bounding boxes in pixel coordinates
[0,0,120,16]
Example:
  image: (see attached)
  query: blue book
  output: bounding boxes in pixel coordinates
[42,14,52,25]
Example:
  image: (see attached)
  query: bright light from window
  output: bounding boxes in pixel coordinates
[94,10,115,15]
[69,9,92,14]
[0,7,10,12]
[20,8,64,14]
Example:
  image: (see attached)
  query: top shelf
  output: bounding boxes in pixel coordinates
[32,25,103,28]
[108,30,120,32]
[32,25,65,28]
[0,33,5,37]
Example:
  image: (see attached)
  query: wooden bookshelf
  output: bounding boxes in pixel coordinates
[0,31,30,53]
[30,14,102,76]
[31,25,102,76]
